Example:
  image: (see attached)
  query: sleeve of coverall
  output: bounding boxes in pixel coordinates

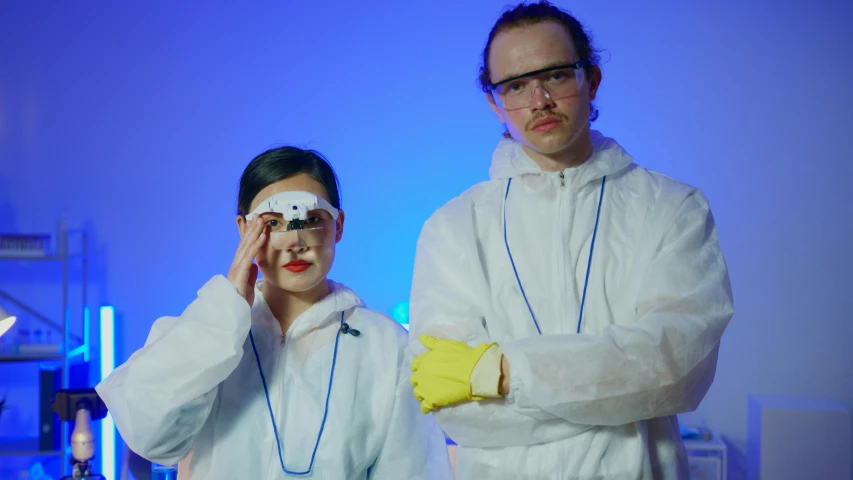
[500,189,734,426]
[95,275,251,465]
[369,338,452,479]
[408,200,593,448]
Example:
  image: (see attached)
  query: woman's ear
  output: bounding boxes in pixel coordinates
[236,215,247,237]
[335,210,345,243]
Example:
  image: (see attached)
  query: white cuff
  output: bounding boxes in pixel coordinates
[469,344,503,398]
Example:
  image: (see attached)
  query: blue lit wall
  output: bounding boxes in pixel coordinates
[1,1,852,478]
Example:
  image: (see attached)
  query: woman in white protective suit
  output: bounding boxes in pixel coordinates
[96,146,452,479]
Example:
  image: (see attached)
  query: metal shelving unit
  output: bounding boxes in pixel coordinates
[0,220,91,478]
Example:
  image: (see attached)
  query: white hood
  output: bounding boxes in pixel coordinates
[252,279,365,340]
[488,130,635,186]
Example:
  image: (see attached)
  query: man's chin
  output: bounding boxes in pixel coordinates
[521,131,575,155]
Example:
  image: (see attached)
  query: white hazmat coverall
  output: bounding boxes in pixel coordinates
[409,131,734,479]
[97,276,452,479]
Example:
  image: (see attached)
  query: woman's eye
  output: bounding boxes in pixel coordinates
[266,219,280,227]
[305,216,321,225]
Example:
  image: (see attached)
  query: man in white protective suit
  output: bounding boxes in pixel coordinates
[407,2,734,479]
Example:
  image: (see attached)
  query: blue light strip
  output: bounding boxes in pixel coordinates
[99,306,115,480]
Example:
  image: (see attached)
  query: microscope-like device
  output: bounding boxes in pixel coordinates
[51,388,108,480]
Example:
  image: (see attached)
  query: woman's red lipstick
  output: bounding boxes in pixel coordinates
[283,260,311,273]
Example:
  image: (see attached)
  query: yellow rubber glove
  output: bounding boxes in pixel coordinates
[411,334,497,414]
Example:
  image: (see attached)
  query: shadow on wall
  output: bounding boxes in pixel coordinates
[725,436,747,480]
[80,217,110,303]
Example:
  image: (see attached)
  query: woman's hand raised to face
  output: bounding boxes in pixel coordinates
[228,216,267,306]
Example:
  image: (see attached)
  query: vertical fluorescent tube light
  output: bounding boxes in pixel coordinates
[99,306,115,480]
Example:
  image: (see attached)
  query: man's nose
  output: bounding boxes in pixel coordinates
[530,84,555,109]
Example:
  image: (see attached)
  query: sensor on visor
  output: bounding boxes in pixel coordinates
[245,191,339,248]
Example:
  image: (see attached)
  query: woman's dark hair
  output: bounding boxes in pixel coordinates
[237,146,341,216]
[478,0,602,122]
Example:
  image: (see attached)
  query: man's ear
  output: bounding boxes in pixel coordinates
[486,92,506,123]
[588,65,602,101]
